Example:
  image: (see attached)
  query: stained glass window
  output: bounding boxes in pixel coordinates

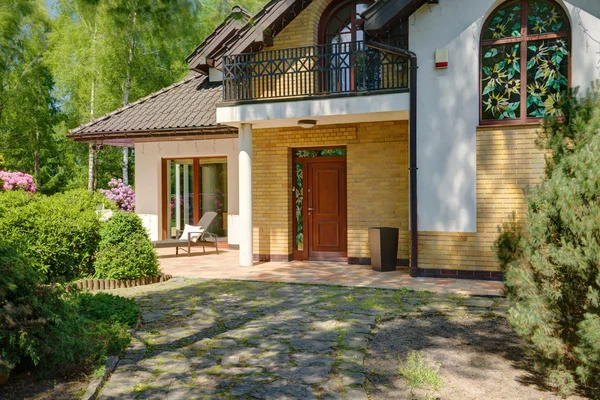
[295,163,304,251]
[481,0,569,123]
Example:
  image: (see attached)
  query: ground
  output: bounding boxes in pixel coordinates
[80,277,585,400]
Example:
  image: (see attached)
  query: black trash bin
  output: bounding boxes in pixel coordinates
[369,227,399,272]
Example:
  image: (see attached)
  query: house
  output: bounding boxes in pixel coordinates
[70,0,600,280]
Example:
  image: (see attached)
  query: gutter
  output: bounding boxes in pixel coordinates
[364,40,419,278]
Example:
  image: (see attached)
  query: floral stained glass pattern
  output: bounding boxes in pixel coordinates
[482,0,521,40]
[526,38,568,117]
[482,44,521,120]
[527,0,568,34]
[295,163,304,251]
[294,148,347,158]
[481,0,569,123]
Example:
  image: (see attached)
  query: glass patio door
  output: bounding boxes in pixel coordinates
[162,158,228,239]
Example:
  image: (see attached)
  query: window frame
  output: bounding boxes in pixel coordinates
[479,0,571,126]
[161,156,228,240]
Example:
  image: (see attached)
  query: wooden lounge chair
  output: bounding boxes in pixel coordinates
[152,211,219,256]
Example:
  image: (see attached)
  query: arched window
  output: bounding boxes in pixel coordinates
[480,0,570,124]
[318,0,373,93]
[320,0,372,46]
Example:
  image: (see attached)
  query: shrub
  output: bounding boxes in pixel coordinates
[0,171,36,192]
[100,178,135,211]
[0,245,138,379]
[0,155,5,171]
[94,212,158,279]
[398,351,443,390]
[496,88,600,396]
[0,189,114,283]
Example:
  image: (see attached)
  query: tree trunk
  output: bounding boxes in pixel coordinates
[122,147,129,184]
[121,10,137,186]
[88,144,95,191]
[34,129,41,192]
[88,19,99,191]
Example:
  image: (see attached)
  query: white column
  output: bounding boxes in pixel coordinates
[239,123,253,267]
[175,163,181,231]
[183,165,190,224]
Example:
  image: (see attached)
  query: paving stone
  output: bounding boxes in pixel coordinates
[339,350,365,364]
[142,312,167,323]
[171,309,193,317]
[289,339,335,353]
[247,352,290,368]
[343,334,369,349]
[292,353,335,367]
[318,378,343,392]
[321,392,343,400]
[340,371,366,386]
[229,383,259,396]
[345,388,369,400]
[272,366,331,384]
[251,380,317,400]
[218,366,263,376]
[303,331,341,341]
[338,363,366,373]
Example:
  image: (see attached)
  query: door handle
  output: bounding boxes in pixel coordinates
[308,207,314,211]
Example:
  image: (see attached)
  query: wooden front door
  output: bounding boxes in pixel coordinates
[306,160,347,260]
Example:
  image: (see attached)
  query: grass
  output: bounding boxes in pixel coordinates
[398,351,444,390]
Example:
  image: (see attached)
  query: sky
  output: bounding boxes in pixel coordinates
[46,0,57,17]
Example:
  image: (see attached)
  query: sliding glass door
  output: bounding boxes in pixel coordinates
[162,157,227,239]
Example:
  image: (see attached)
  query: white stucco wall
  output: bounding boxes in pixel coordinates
[410,0,600,232]
[134,138,240,243]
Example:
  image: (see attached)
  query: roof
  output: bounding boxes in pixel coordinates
[68,74,235,143]
[363,0,434,33]
[186,7,252,73]
[214,0,315,67]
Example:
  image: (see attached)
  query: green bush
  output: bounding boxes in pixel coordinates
[94,211,159,280]
[0,189,114,282]
[0,245,138,378]
[496,88,600,396]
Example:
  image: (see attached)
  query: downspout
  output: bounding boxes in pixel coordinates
[364,39,419,278]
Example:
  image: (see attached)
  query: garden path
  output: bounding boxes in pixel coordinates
[97,278,513,400]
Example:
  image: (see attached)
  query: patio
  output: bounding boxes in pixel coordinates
[156,248,504,297]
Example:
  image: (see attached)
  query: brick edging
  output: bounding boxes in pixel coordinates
[73,274,172,291]
[348,257,409,266]
[419,268,504,281]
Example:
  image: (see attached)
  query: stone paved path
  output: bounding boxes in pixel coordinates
[99,278,507,400]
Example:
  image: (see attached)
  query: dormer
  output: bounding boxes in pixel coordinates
[185,6,252,74]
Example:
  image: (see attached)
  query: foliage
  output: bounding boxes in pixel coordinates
[398,351,443,390]
[494,211,524,275]
[496,88,600,396]
[94,211,158,279]
[0,155,5,170]
[0,171,37,192]
[0,245,138,378]
[100,177,135,211]
[0,189,113,282]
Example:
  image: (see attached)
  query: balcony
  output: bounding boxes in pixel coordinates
[222,41,408,103]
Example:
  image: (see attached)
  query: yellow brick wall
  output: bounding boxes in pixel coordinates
[270,0,331,50]
[418,125,545,272]
[253,121,409,260]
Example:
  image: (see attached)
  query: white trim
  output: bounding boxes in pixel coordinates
[217,92,410,128]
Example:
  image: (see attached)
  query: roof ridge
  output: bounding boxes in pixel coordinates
[70,74,207,134]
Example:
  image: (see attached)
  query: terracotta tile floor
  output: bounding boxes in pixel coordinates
[157,248,504,297]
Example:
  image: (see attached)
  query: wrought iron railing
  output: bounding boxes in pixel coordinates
[222,41,408,102]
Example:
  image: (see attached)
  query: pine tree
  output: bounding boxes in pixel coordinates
[497,88,600,396]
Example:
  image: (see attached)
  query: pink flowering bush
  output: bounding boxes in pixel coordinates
[99,178,135,211]
[0,171,36,192]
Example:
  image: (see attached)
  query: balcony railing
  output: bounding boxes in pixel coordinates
[222,41,408,102]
